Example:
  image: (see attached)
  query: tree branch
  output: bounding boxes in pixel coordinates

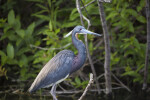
[76,0,101,94]
[81,0,96,9]
[142,0,150,90]
[97,0,112,94]
[78,73,93,100]
[29,43,71,50]
[111,72,131,92]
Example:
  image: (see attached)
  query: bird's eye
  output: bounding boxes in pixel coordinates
[79,28,82,31]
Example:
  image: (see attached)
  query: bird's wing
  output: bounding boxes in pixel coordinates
[28,50,75,92]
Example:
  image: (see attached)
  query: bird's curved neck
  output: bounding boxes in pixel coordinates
[70,31,86,74]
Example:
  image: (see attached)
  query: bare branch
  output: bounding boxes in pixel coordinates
[97,0,112,94]
[81,0,96,9]
[82,15,91,29]
[76,0,101,94]
[78,73,93,100]
[76,0,84,26]
[99,0,112,3]
[111,73,131,92]
[142,0,150,90]
[29,43,71,51]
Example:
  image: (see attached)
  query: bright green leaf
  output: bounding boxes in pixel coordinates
[26,22,35,36]
[13,16,21,30]
[136,16,146,23]
[7,43,14,59]
[0,50,7,66]
[49,21,53,31]
[8,10,15,25]
[75,77,81,85]
[16,29,25,38]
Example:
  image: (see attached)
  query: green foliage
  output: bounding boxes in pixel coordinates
[0,9,36,80]
[0,0,148,87]
[122,65,143,83]
[70,76,88,89]
[104,0,146,83]
[0,66,7,79]
[7,43,14,59]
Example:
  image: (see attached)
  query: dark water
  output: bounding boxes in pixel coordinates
[0,89,150,100]
[0,92,150,100]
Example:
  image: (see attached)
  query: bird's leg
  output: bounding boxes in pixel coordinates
[50,83,57,100]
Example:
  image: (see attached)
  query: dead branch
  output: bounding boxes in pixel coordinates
[29,43,71,50]
[97,0,112,94]
[76,0,101,94]
[81,0,96,9]
[111,72,131,92]
[142,0,150,90]
[78,73,93,100]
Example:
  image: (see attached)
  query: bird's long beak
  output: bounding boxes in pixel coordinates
[80,29,102,36]
[64,30,72,38]
[64,28,102,38]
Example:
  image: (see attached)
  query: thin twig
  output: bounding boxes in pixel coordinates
[111,72,131,92]
[76,0,84,27]
[82,15,91,29]
[76,0,101,94]
[29,43,71,50]
[97,73,104,80]
[81,0,96,9]
[99,0,112,3]
[56,87,124,95]
[80,0,91,23]
[78,73,93,100]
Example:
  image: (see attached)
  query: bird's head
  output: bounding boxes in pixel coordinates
[64,26,102,38]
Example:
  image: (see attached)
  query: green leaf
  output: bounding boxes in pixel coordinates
[122,71,141,78]
[70,82,76,86]
[16,29,25,38]
[13,16,21,30]
[70,8,79,21]
[16,47,30,56]
[19,55,28,67]
[75,77,81,85]
[106,11,118,20]
[36,4,48,10]
[134,38,140,50]
[137,0,145,12]
[0,50,7,66]
[7,58,18,65]
[62,21,79,28]
[8,10,15,25]
[126,9,138,17]
[26,22,35,36]
[49,21,53,31]
[16,38,23,46]
[6,30,17,41]
[32,14,50,21]
[128,22,134,33]
[136,16,146,23]
[7,43,14,59]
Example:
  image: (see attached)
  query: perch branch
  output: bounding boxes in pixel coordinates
[78,73,93,100]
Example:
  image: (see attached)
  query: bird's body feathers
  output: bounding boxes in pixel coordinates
[28,50,75,92]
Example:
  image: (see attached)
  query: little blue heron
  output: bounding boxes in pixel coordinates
[28,26,101,100]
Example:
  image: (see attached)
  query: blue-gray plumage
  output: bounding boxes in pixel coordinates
[28,26,101,100]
